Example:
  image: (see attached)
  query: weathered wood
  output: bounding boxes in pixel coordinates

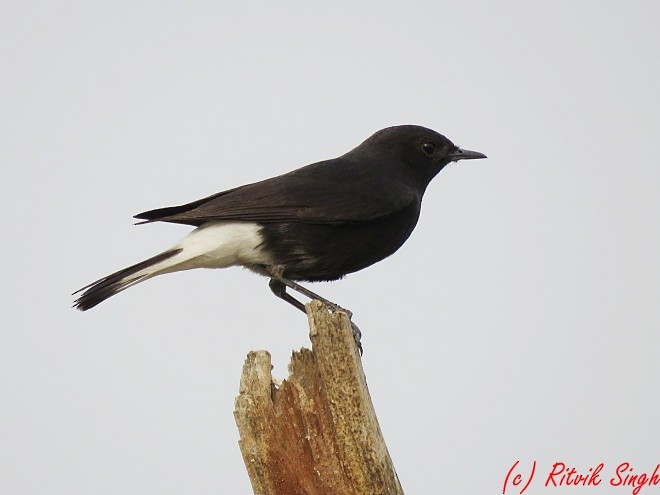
[234,300,404,495]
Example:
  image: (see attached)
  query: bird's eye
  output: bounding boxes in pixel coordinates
[422,142,435,156]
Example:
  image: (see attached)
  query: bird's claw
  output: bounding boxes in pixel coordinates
[350,321,363,355]
[328,303,353,319]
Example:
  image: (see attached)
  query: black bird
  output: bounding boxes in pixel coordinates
[73,125,485,318]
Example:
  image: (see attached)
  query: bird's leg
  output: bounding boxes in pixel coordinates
[268,278,306,312]
[271,277,350,316]
[267,277,363,354]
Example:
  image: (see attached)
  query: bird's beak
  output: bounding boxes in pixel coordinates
[449,147,487,162]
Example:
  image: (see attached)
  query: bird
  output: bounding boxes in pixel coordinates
[73,125,486,323]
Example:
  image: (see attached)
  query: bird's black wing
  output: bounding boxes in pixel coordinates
[134,158,417,226]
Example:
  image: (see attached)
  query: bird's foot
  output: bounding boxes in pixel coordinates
[325,304,361,354]
[315,301,362,355]
[324,301,353,319]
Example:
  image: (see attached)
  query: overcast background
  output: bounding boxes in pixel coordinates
[2,1,659,493]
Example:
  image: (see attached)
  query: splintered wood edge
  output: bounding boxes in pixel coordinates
[234,351,276,495]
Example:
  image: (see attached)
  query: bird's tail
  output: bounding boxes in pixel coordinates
[73,221,267,311]
[72,248,184,311]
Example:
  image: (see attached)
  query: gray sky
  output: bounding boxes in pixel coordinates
[2,1,659,493]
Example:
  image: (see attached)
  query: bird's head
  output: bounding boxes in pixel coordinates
[353,125,486,189]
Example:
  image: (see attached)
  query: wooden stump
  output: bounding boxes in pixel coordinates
[234,300,404,495]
